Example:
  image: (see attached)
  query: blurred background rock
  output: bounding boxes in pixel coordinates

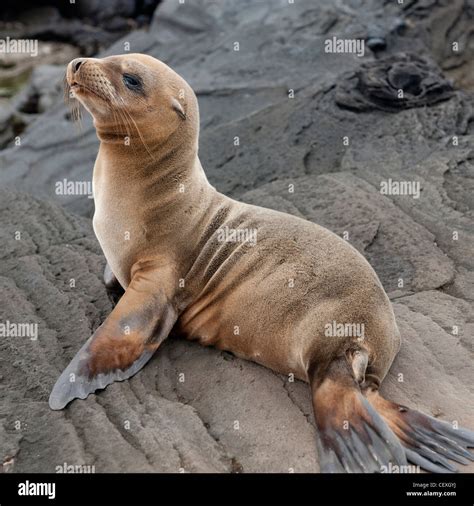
[0,0,160,145]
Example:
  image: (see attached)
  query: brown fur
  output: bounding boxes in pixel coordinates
[66,53,401,386]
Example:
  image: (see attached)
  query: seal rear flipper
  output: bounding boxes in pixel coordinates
[49,267,178,410]
[365,388,474,473]
[309,356,407,473]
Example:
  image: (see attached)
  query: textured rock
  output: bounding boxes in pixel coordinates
[401,0,474,90]
[335,54,454,112]
[0,0,473,473]
[0,1,161,56]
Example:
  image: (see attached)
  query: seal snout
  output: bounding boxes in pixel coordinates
[71,58,85,73]
[71,58,85,74]
[67,57,89,88]
[66,57,115,107]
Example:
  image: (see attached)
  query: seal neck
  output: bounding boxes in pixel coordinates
[94,136,220,276]
[96,135,213,203]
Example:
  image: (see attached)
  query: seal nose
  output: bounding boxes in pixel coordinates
[72,58,85,74]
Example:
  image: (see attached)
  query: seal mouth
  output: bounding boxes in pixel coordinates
[69,81,105,101]
[64,72,110,124]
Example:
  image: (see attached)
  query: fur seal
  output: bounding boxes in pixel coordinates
[50,53,474,473]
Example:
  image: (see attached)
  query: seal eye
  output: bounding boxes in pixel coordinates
[123,74,142,90]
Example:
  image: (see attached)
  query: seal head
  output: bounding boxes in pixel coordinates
[67,53,192,148]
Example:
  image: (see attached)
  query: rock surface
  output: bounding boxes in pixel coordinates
[0,1,161,56]
[0,0,473,473]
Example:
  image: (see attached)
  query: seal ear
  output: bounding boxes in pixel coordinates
[171,98,186,120]
[49,267,177,410]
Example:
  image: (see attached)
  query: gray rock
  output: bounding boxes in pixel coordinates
[0,2,158,60]
[335,54,454,112]
[13,64,66,114]
[366,36,387,52]
[0,102,15,149]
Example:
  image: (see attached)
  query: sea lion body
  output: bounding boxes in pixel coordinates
[177,202,400,384]
[93,152,399,384]
[49,53,474,473]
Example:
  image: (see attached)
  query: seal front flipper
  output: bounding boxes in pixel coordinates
[309,354,407,473]
[365,388,474,472]
[49,267,177,410]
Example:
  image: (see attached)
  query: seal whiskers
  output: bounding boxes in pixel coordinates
[64,73,82,127]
